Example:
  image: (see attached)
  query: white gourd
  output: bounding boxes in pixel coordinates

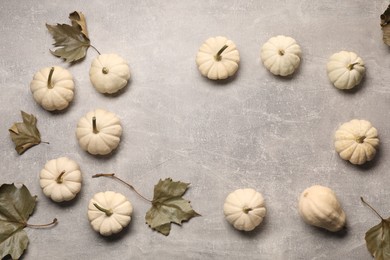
[89,53,130,94]
[260,35,302,76]
[334,119,379,165]
[39,157,82,202]
[76,109,122,155]
[30,66,74,111]
[196,36,240,80]
[88,191,133,236]
[223,188,266,231]
[298,185,346,232]
[327,51,365,90]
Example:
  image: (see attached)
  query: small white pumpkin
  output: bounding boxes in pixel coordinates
[196,36,240,80]
[260,35,302,76]
[334,119,379,165]
[89,53,130,94]
[298,185,346,232]
[76,109,122,155]
[327,51,365,90]
[39,157,82,202]
[223,188,266,231]
[88,191,133,236]
[30,66,74,111]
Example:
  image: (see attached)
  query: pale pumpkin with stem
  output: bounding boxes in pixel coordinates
[30,66,74,111]
[89,53,130,94]
[334,119,379,165]
[327,51,365,90]
[260,35,302,76]
[88,191,133,236]
[223,188,266,231]
[196,36,240,80]
[39,157,82,202]
[76,109,122,155]
[298,185,346,232]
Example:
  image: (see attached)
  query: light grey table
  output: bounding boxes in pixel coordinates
[1,1,389,259]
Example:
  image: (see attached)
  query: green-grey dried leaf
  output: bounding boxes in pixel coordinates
[9,111,42,155]
[46,12,91,63]
[381,4,390,46]
[145,178,200,236]
[0,183,37,260]
[365,219,390,260]
[69,11,88,37]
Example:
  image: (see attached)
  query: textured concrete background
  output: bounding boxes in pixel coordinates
[1,1,390,259]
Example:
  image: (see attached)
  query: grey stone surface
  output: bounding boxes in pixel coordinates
[1,1,389,259]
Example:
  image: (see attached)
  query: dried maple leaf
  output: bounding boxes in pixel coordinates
[381,4,390,46]
[0,184,57,260]
[46,11,91,63]
[361,197,390,260]
[9,111,43,155]
[145,178,200,236]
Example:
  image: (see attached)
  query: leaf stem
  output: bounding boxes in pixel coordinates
[41,141,50,144]
[361,197,384,220]
[92,173,152,203]
[47,67,55,89]
[214,45,228,61]
[90,45,101,55]
[93,203,113,216]
[92,116,98,134]
[26,218,58,228]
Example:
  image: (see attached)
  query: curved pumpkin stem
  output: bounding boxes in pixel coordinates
[92,116,99,134]
[47,67,55,89]
[214,45,228,61]
[93,203,113,216]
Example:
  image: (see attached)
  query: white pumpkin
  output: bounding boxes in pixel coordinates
[334,119,379,165]
[39,157,82,202]
[88,191,133,236]
[298,185,346,232]
[327,51,365,90]
[76,109,122,155]
[30,66,74,111]
[89,53,130,94]
[260,35,302,76]
[196,36,240,80]
[223,188,266,231]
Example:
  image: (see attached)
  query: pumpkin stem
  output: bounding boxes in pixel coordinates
[278,49,285,56]
[214,45,228,61]
[356,136,365,143]
[26,218,58,228]
[93,203,113,216]
[47,67,55,89]
[243,206,252,214]
[90,45,101,55]
[102,67,109,74]
[347,62,360,70]
[92,173,152,203]
[361,197,384,220]
[92,116,99,134]
[56,170,66,184]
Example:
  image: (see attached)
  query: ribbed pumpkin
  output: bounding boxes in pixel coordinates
[76,109,122,155]
[327,51,365,90]
[88,191,133,236]
[298,185,346,232]
[334,119,379,165]
[196,36,240,80]
[223,188,266,231]
[89,53,130,94]
[30,66,74,111]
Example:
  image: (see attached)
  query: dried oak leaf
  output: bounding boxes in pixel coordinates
[46,11,91,63]
[145,178,200,236]
[381,4,390,46]
[362,197,390,260]
[9,111,42,155]
[0,184,37,260]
